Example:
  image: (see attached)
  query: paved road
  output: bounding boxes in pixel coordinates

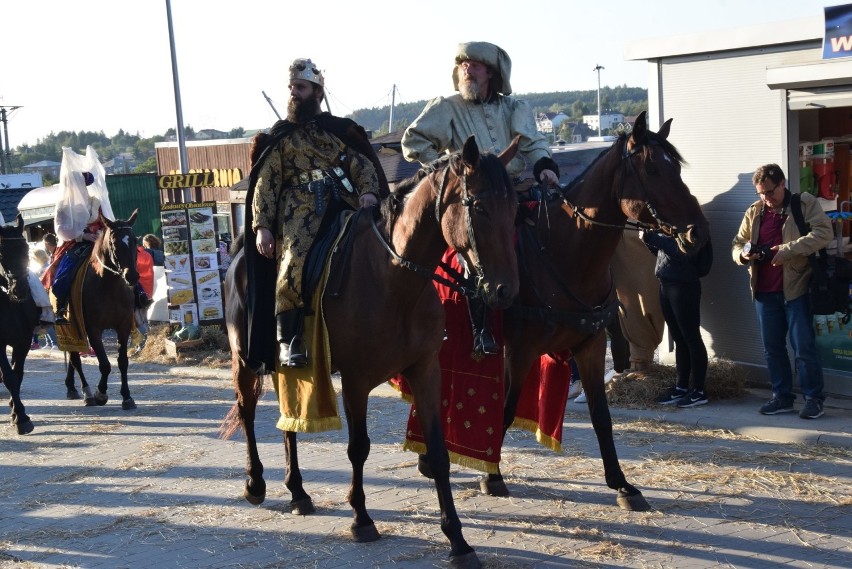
[2,349,850,568]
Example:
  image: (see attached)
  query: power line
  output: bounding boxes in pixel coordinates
[0,105,22,175]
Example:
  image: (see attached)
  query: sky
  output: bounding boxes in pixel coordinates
[0,0,839,148]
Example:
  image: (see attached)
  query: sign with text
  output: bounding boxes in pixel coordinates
[823,4,852,60]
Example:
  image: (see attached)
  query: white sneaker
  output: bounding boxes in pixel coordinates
[567,380,582,399]
[575,390,586,404]
[604,370,619,384]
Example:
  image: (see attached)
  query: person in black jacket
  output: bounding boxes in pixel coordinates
[641,230,712,407]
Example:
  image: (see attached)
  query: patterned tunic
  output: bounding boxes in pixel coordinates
[252,120,380,313]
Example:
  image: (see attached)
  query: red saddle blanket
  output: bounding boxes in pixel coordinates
[392,249,572,474]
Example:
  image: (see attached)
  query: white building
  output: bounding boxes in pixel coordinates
[582,112,624,132]
[626,6,852,397]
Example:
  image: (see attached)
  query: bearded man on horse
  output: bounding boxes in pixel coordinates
[402,41,560,355]
[246,57,389,373]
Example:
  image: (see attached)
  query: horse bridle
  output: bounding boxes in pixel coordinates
[562,137,688,242]
[0,236,31,301]
[95,227,134,281]
[370,154,500,298]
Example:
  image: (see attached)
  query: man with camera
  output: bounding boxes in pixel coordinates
[732,164,832,419]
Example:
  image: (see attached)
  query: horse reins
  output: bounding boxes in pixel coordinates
[369,154,496,298]
[94,228,133,280]
[560,137,688,243]
[0,236,31,301]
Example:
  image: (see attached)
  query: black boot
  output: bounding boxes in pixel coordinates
[55,297,70,325]
[276,309,307,368]
[134,284,153,310]
[468,296,498,356]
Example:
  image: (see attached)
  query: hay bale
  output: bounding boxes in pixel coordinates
[606,357,745,409]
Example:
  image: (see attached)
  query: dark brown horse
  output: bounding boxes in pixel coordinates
[63,211,141,410]
[489,111,710,509]
[222,136,519,568]
[0,214,39,435]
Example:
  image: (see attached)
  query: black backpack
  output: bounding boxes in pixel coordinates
[790,193,852,318]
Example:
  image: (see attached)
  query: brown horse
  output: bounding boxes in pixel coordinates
[63,210,141,410]
[0,214,40,435]
[489,111,710,509]
[222,136,518,568]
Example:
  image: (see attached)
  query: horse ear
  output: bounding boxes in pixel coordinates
[658,118,673,140]
[631,111,648,143]
[15,214,24,231]
[99,211,114,229]
[461,136,481,171]
[498,136,520,168]
[127,209,139,226]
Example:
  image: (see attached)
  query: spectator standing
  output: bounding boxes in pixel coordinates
[731,164,831,419]
[642,231,712,407]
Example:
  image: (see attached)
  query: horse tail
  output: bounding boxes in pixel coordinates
[219,244,266,440]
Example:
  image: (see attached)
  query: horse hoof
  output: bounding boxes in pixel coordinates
[350,522,380,543]
[617,490,651,512]
[121,398,137,411]
[94,392,109,406]
[449,550,481,569]
[84,397,97,407]
[16,420,34,435]
[480,476,509,497]
[243,486,265,506]
[417,455,434,479]
[66,390,81,400]
[290,497,315,516]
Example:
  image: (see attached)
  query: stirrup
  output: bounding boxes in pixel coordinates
[472,329,499,356]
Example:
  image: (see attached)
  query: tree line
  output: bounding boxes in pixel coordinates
[5,86,646,183]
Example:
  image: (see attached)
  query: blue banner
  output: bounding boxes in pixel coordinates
[824,4,852,59]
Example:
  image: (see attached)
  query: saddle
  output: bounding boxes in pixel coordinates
[52,263,90,352]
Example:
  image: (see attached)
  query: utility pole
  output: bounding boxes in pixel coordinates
[165,0,190,203]
[0,106,21,175]
[388,84,396,134]
[593,65,604,137]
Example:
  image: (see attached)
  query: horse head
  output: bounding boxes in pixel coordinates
[618,111,709,252]
[95,209,140,286]
[0,214,32,301]
[439,136,519,309]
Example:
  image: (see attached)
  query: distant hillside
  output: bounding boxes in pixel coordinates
[347,85,647,136]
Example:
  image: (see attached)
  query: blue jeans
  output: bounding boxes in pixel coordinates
[754,292,825,402]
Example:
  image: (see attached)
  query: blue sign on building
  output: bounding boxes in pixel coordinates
[824,4,852,59]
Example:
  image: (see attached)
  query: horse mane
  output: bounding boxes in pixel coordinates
[561,130,686,198]
[90,228,109,277]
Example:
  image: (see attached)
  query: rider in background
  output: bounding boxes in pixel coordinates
[401,41,559,355]
[45,170,105,325]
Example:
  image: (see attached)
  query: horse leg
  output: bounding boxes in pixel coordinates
[575,340,650,511]
[231,358,268,506]
[407,363,479,568]
[115,330,136,410]
[64,353,82,400]
[66,352,94,405]
[284,430,314,514]
[89,335,112,407]
[2,350,33,435]
[340,383,379,543]
[478,348,540,497]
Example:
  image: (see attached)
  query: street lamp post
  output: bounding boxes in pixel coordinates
[594,64,604,137]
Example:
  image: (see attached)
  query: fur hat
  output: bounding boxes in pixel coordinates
[452,42,512,95]
[289,58,324,87]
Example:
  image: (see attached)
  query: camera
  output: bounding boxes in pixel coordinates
[743,242,772,263]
